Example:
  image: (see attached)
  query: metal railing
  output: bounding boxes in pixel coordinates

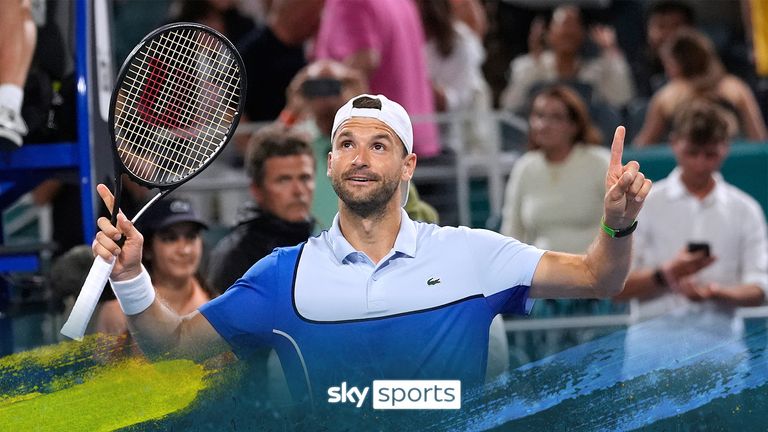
[179,109,531,227]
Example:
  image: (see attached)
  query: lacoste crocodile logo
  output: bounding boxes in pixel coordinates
[427,277,441,286]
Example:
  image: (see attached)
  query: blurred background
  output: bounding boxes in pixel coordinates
[0,0,767,428]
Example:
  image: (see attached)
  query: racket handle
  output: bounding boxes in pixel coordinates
[60,256,116,340]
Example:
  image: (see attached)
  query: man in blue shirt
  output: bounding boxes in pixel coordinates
[92,94,651,408]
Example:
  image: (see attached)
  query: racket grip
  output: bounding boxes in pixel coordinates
[60,256,116,340]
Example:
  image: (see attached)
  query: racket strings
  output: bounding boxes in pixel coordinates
[117,55,226,175]
[118,29,237,175]
[124,34,238,129]
[145,30,238,170]
[158,31,241,99]
[116,32,230,169]
[114,27,241,185]
[117,68,229,180]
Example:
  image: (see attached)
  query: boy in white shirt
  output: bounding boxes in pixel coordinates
[617,101,767,318]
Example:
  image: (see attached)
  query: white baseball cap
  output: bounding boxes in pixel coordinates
[331,94,413,207]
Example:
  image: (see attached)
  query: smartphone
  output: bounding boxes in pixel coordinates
[687,242,711,257]
[301,78,342,98]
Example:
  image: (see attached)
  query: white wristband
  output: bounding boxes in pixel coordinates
[109,266,156,315]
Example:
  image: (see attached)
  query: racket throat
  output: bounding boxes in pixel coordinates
[110,174,126,247]
[110,174,123,226]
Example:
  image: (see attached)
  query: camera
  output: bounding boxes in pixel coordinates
[301,78,342,98]
[687,242,711,257]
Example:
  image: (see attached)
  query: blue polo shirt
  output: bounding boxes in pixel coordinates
[200,209,545,405]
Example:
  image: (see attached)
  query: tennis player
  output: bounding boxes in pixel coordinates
[92,94,651,405]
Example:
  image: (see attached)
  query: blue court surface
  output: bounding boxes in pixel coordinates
[1,311,766,431]
[451,314,768,431]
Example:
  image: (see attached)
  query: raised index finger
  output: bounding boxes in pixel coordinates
[96,183,116,214]
[610,126,626,168]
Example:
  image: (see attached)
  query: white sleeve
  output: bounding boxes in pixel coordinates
[630,212,652,271]
[739,199,768,296]
[464,227,546,298]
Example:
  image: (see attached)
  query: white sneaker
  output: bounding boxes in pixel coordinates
[0,105,28,151]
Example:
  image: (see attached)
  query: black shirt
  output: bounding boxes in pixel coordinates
[237,25,307,121]
[207,202,314,294]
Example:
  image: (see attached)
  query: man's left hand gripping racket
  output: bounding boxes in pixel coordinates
[61,23,246,340]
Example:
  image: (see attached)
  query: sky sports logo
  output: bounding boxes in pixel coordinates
[327,380,461,409]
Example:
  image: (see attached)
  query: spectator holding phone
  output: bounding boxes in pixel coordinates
[280,60,368,229]
[616,100,767,321]
[313,0,441,158]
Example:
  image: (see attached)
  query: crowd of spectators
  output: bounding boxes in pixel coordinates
[3,0,765,153]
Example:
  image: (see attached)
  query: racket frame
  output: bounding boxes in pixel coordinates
[107,22,247,223]
[61,22,246,341]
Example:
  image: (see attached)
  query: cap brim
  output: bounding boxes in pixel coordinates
[154,215,208,231]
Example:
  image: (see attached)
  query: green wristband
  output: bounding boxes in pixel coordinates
[601,217,638,238]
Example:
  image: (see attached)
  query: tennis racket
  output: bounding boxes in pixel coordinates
[61,22,246,340]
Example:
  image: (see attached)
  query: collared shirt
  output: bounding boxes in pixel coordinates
[200,209,544,405]
[631,167,768,319]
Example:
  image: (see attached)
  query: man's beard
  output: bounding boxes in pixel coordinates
[331,169,400,219]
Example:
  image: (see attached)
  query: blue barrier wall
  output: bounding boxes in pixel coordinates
[625,142,768,218]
